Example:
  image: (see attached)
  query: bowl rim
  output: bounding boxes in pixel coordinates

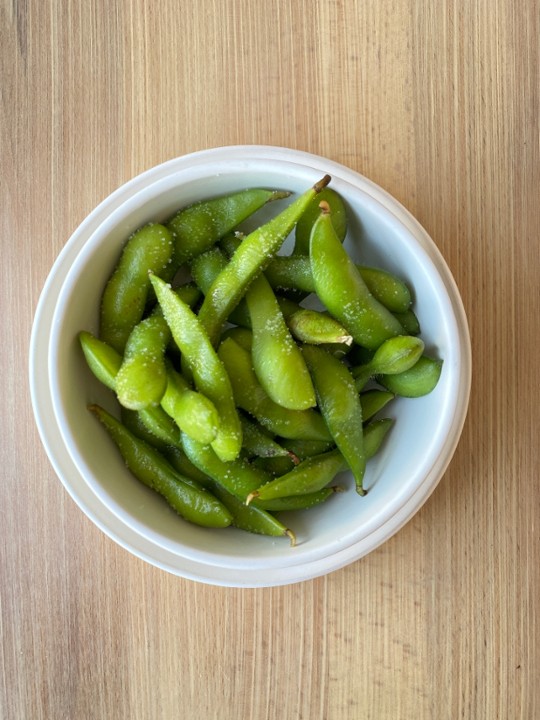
[29,144,472,587]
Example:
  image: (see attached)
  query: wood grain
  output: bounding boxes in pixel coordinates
[1,0,538,718]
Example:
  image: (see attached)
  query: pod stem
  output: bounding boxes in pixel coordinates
[314,175,331,194]
[245,490,259,506]
[285,529,297,547]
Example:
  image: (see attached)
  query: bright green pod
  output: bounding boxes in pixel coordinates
[281,438,335,461]
[210,483,295,543]
[377,355,443,397]
[89,404,232,528]
[353,335,425,390]
[264,255,412,314]
[100,223,174,353]
[79,330,182,448]
[160,363,220,446]
[181,434,269,502]
[197,176,331,345]
[254,487,340,512]
[392,309,421,335]
[287,308,353,346]
[246,273,316,410]
[190,246,228,295]
[247,449,346,503]
[294,187,348,255]
[252,455,297,477]
[218,337,332,442]
[360,389,395,422]
[115,314,170,410]
[303,345,366,495]
[149,274,242,462]
[310,204,404,350]
[167,188,291,267]
[239,413,291,460]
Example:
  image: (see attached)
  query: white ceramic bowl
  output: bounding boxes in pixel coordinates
[29,145,471,587]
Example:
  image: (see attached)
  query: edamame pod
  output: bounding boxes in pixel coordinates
[264,256,412,314]
[149,273,242,462]
[218,337,332,441]
[115,314,170,410]
[353,335,425,390]
[239,413,293,460]
[181,434,269,501]
[160,362,220,445]
[294,187,348,255]
[197,175,331,345]
[309,203,404,350]
[377,355,443,397]
[210,483,295,543]
[100,223,174,353]
[246,273,316,410]
[167,188,291,267]
[287,308,353,346]
[247,449,346,503]
[254,487,340,512]
[360,389,395,422]
[89,404,233,528]
[303,345,366,494]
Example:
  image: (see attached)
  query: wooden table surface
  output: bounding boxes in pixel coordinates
[2,1,539,718]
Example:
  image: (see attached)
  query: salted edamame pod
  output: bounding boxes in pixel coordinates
[160,361,220,446]
[218,337,332,442]
[100,222,174,353]
[115,314,170,410]
[89,404,233,528]
[149,273,242,462]
[377,355,443,397]
[352,335,425,390]
[167,188,291,267]
[309,203,405,349]
[247,272,316,410]
[197,175,331,345]
[302,345,366,495]
[294,187,348,255]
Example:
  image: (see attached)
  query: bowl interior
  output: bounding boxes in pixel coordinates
[34,148,470,583]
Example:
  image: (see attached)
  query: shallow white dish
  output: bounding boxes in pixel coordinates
[29,145,471,587]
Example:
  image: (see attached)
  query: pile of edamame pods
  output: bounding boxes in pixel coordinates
[80,175,443,545]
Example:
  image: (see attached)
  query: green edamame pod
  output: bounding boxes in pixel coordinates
[264,256,412,314]
[294,187,348,255]
[190,246,228,295]
[115,314,171,410]
[354,266,412,314]
[160,362,220,445]
[254,487,340,512]
[218,337,332,441]
[149,273,242,462]
[181,434,269,502]
[362,418,394,458]
[287,308,353,346]
[89,404,232,528]
[252,455,297,477]
[280,438,335,461]
[353,335,425,390]
[100,223,174,353]
[162,445,213,487]
[247,449,346,503]
[377,355,443,397]
[79,330,122,391]
[79,331,183,448]
[392,309,421,335]
[360,389,395,422]
[310,203,404,350]
[239,413,292,460]
[210,483,295,543]
[246,273,316,410]
[197,175,331,345]
[302,345,366,495]
[167,188,291,267]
